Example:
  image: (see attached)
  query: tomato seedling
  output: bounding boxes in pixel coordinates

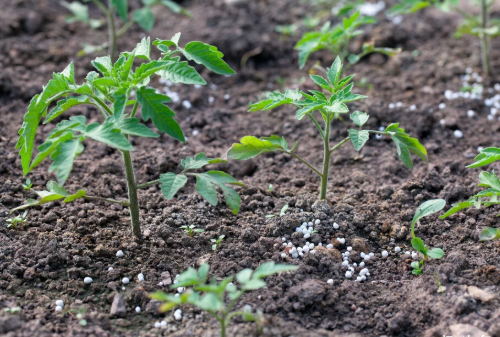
[181,225,205,238]
[12,35,240,239]
[150,262,298,337]
[6,211,28,230]
[62,0,190,60]
[22,178,32,191]
[389,0,498,75]
[228,57,427,200]
[211,235,225,251]
[409,199,446,279]
[266,203,289,218]
[295,11,399,70]
[440,147,500,241]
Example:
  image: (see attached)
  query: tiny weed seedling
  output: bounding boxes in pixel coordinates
[150,262,298,337]
[62,0,190,60]
[181,225,204,238]
[389,0,499,75]
[6,211,28,230]
[4,307,22,314]
[440,147,500,241]
[228,57,427,200]
[12,35,240,239]
[409,199,446,288]
[266,203,289,218]
[295,11,399,70]
[22,178,32,191]
[211,235,225,251]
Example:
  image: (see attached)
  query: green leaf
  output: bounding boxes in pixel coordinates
[64,189,86,203]
[411,237,425,253]
[159,0,191,16]
[327,56,342,85]
[324,101,349,115]
[478,171,500,190]
[83,119,133,151]
[157,61,206,85]
[91,56,113,76]
[159,173,188,199]
[62,1,101,28]
[296,102,325,120]
[384,123,427,169]
[479,227,500,241]
[136,87,184,142]
[196,293,225,312]
[133,7,155,31]
[227,136,288,160]
[181,41,235,75]
[428,248,444,259]
[47,116,87,139]
[439,201,475,218]
[280,204,289,216]
[49,138,84,184]
[61,62,75,84]
[112,88,129,121]
[194,171,243,215]
[348,129,369,151]
[10,181,68,213]
[153,33,181,52]
[111,0,128,22]
[181,153,227,171]
[241,279,267,291]
[114,118,159,138]
[120,50,136,81]
[412,199,446,228]
[29,131,75,174]
[350,111,369,127]
[236,269,253,284]
[310,74,332,92]
[174,267,201,287]
[45,96,90,124]
[467,147,500,168]
[249,90,302,112]
[132,61,172,84]
[252,262,298,279]
[135,37,151,60]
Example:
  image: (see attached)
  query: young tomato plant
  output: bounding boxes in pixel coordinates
[295,11,399,70]
[6,211,28,230]
[228,57,427,200]
[22,178,32,191]
[12,35,239,239]
[440,147,500,241]
[410,199,446,276]
[211,235,225,251]
[62,0,190,60]
[266,203,289,218]
[181,225,205,238]
[389,0,498,75]
[150,262,298,337]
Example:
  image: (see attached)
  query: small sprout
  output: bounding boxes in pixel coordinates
[180,224,205,237]
[266,204,289,218]
[479,227,500,241]
[268,184,273,192]
[150,262,298,337]
[6,211,28,230]
[211,235,225,251]
[5,307,22,314]
[22,178,32,190]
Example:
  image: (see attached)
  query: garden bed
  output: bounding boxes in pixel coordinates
[0,0,500,336]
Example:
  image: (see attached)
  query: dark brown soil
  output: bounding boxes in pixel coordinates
[1,0,500,336]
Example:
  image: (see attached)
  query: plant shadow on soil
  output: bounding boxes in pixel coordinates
[0,0,500,336]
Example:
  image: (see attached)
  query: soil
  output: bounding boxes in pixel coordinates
[1,0,500,336]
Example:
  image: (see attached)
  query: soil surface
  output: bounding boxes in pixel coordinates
[1,0,500,336]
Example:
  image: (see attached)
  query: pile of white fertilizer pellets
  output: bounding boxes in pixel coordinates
[283,218,421,284]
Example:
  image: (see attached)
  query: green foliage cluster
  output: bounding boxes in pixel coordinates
[6,211,28,230]
[62,0,190,59]
[389,0,498,74]
[295,11,400,70]
[12,35,239,238]
[181,225,205,237]
[211,235,225,251]
[228,57,427,200]
[440,147,500,241]
[150,262,298,337]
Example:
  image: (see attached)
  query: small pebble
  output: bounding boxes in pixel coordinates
[281,253,287,258]
[394,246,401,252]
[108,267,113,271]
[454,130,463,138]
[161,320,167,327]
[84,277,93,284]
[327,279,334,285]
[135,306,141,313]
[174,309,183,320]
[345,271,352,279]
[439,103,446,109]
[55,300,64,307]
[55,306,63,312]
[116,250,124,258]
[333,223,339,229]
[467,110,475,117]
[382,250,389,258]
[154,322,161,329]
[122,277,130,284]
[315,219,320,225]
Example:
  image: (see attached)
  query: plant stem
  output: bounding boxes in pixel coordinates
[220,317,226,337]
[136,179,160,189]
[480,0,492,75]
[121,150,142,238]
[117,19,135,37]
[287,152,322,176]
[130,101,139,118]
[83,195,129,206]
[107,1,118,61]
[319,117,331,200]
[329,136,350,153]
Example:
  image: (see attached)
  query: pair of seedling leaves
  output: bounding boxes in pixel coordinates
[150,262,298,326]
[228,56,427,171]
[14,35,243,215]
[295,11,400,69]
